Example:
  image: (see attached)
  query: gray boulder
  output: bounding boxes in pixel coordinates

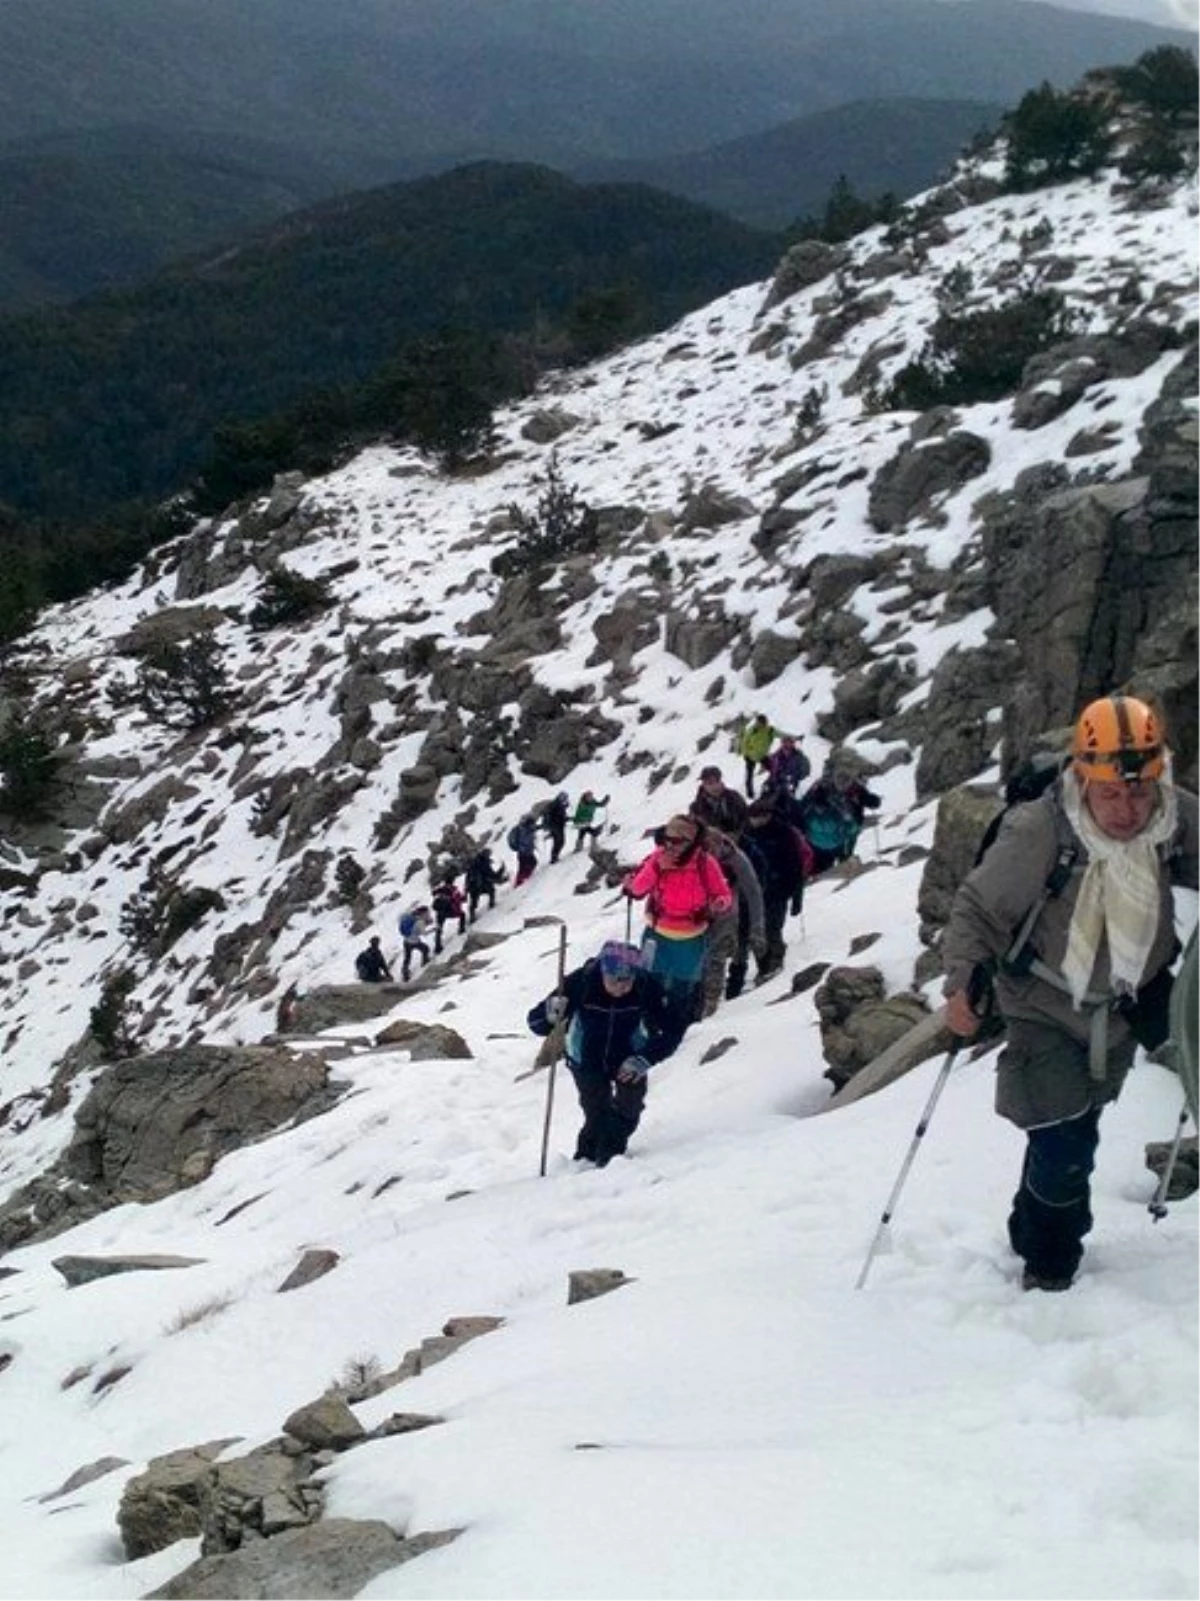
[916,782,1003,948]
[145,1519,459,1600]
[868,428,990,532]
[118,1439,241,1559]
[814,966,933,1091]
[760,240,849,310]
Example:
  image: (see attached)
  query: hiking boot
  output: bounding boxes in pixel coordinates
[1021,1268,1074,1293]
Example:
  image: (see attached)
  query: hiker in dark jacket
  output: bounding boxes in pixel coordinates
[743,797,807,980]
[528,940,683,1166]
[355,935,392,983]
[509,814,539,885]
[465,848,505,922]
[764,735,810,797]
[690,765,750,837]
[541,792,571,864]
[431,877,467,953]
[796,766,880,872]
[943,694,1198,1293]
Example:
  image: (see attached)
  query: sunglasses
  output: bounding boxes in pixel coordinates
[663,832,694,846]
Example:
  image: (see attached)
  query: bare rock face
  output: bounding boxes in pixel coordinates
[118,1440,242,1559]
[915,782,1003,948]
[760,239,850,311]
[867,428,990,532]
[373,1020,473,1060]
[65,1047,334,1201]
[145,1518,460,1600]
[914,641,1023,801]
[0,1046,337,1255]
[664,604,743,669]
[568,1269,632,1305]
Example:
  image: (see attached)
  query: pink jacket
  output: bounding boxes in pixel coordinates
[625,848,733,939]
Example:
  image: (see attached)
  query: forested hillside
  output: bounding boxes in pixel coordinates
[0,163,780,519]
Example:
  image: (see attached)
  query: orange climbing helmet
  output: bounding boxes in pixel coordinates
[1071,694,1165,784]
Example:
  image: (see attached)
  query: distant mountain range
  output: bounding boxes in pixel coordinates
[0,125,347,310]
[0,0,1189,310]
[0,0,1186,163]
[578,98,1009,229]
[0,97,1008,309]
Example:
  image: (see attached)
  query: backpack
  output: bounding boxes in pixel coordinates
[355,952,373,981]
[973,752,1067,868]
[398,911,418,939]
[507,825,521,851]
[802,800,855,856]
[971,753,1077,978]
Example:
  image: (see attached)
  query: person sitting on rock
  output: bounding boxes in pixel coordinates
[355,935,392,983]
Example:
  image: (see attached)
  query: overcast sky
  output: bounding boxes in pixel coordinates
[1028,0,1197,24]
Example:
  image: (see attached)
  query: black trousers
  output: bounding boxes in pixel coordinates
[1008,1107,1101,1280]
[569,1065,648,1166]
[434,909,466,953]
[467,888,496,922]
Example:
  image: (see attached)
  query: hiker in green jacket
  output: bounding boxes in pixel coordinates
[738,713,774,798]
[572,790,609,852]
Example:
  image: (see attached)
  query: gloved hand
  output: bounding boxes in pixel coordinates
[789,893,803,917]
[616,1055,650,1084]
[544,995,568,1024]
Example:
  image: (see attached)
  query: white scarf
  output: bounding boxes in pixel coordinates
[1060,766,1177,1008]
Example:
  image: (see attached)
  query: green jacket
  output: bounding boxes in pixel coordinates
[738,719,774,762]
[573,794,609,827]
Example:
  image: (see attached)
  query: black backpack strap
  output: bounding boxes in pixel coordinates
[1001,799,1079,975]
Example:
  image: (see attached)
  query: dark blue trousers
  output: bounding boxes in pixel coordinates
[1008,1107,1101,1280]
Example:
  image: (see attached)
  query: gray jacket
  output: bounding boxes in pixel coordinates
[711,837,766,947]
[943,783,1198,1124]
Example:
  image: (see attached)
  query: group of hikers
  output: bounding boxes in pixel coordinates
[351,715,887,1169]
[524,724,883,1170]
[351,692,1198,1294]
[354,790,612,984]
[532,692,1198,1305]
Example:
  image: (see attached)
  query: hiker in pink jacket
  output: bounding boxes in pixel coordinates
[624,814,733,1032]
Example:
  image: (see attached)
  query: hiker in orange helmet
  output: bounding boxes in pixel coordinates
[942,694,1197,1292]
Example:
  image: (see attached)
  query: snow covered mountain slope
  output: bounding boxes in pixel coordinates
[0,134,1195,1601]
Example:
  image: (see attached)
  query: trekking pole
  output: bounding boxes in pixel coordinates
[855,1037,962,1289]
[1148,1100,1191,1221]
[538,925,569,1178]
[624,893,633,944]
